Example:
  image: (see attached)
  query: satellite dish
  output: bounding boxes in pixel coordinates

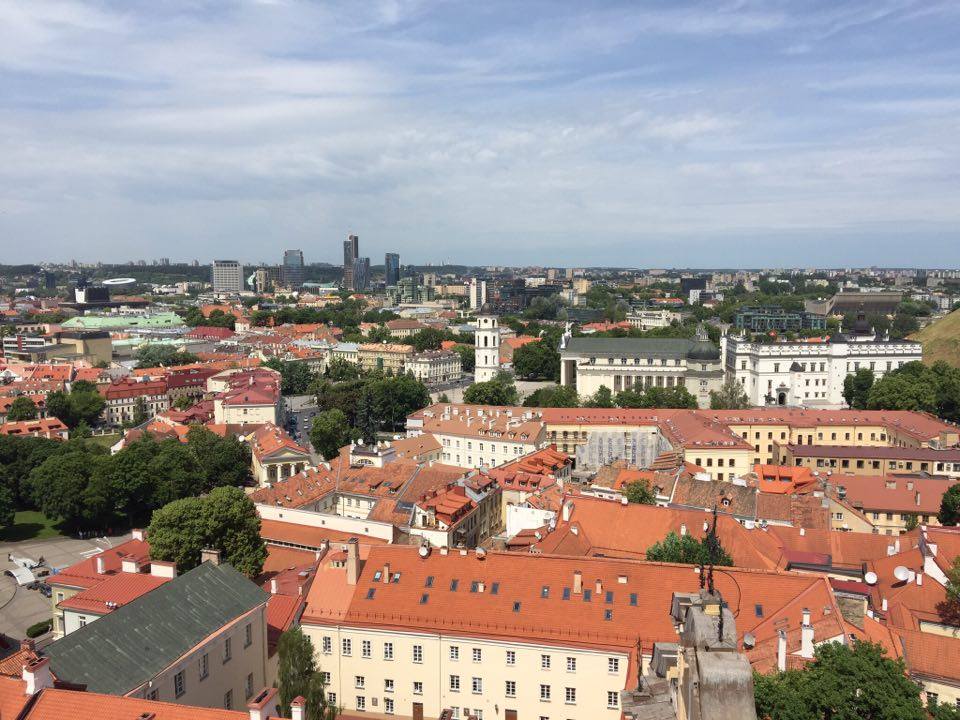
[864,571,878,585]
[101,277,136,285]
[893,566,911,582]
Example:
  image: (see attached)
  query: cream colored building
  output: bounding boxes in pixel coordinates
[358,343,414,374]
[626,308,682,330]
[405,350,462,386]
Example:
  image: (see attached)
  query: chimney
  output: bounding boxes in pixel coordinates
[776,630,787,672]
[881,597,888,612]
[270,578,278,594]
[595,578,603,595]
[121,557,140,574]
[346,538,359,585]
[290,696,306,720]
[562,500,574,522]
[799,527,806,536]
[201,548,221,566]
[894,539,900,553]
[702,520,708,532]
[680,523,687,536]
[917,573,923,586]
[573,570,583,595]
[23,657,52,695]
[886,543,895,556]
[20,638,35,653]
[800,609,814,659]
[382,562,391,583]
[150,561,177,579]
[906,480,914,491]
[131,528,146,541]
[95,554,106,574]
[915,492,921,507]
[247,687,279,720]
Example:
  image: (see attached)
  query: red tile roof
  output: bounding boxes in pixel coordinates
[184,326,235,340]
[0,676,30,720]
[22,687,267,720]
[57,571,169,614]
[48,538,152,591]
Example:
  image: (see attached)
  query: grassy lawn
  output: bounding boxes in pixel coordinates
[0,510,66,543]
[86,433,121,449]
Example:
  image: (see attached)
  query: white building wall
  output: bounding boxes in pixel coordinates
[474,315,500,383]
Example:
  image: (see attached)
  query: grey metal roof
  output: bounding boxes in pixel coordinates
[562,337,712,358]
[45,562,268,696]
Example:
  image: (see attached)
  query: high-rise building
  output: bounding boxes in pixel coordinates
[469,278,488,310]
[352,257,371,292]
[342,234,359,290]
[211,260,243,294]
[282,249,305,288]
[384,252,400,287]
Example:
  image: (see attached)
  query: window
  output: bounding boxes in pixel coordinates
[583,589,591,601]
[927,692,938,707]
[450,675,461,692]
[413,645,423,663]
[630,592,638,606]
[565,687,576,704]
[356,696,366,711]
[490,582,499,595]
[541,654,551,670]
[506,650,516,666]
[244,623,252,648]
[245,673,254,699]
[223,689,232,709]
[541,585,550,598]
[199,653,209,680]
[425,575,434,588]
[342,638,352,656]
[147,689,158,701]
[384,697,394,715]
[608,691,620,708]
[320,672,331,684]
[540,684,551,701]
[608,657,620,673]
[505,680,516,697]
[755,604,764,618]
[566,657,576,672]
[472,648,482,662]
[362,640,372,658]
[174,671,185,698]
[384,642,394,660]
[472,677,482,694]
[355,675,365,689]
[450,579,459,591]
[328,692,336,705]
[223,637,232,663]
[385,678,394,693]
[562,587,571,600]
[322,636,332,654]
[413,682,423,695]
[450,645,460,660]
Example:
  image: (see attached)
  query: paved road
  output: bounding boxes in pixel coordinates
[0,533,131,643]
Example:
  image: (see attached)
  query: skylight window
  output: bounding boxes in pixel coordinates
[630,593,638,606]
[490,582,500,595]
[373,571,382,582]
[450,579,459,591]
[605,591,614,604]
[470,581,479,593]
[604,610,613,621]
[755,604,764,618]
[365,588,376,600]
[420,593,429,604]
[391,573,401,583]
[583,589,592,602]
[425,576,434,588]
[541,585,550,598]
[562,587,571,600]
[513,601,522,612]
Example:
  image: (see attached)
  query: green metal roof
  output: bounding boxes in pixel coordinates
[62,312,185,329]
[45,562,268,696]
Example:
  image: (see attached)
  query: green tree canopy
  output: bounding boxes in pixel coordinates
[410,327,446,352]
[45,383,106,429]
[940,484,960,527]
[454,344,475,373]
[617,385,698,409]
[583,385,615,408]
[624,480,656,504]
[512,340,560,381]
[753,640,926,720]
[310,409,354,460]
[843,368,875,409]
[645,530,733,566]
[709,379,751,410]
[865,361,960,421]
[263,358,315,395]
[148,487,266,576]
[134,345,200,369]
[463,372,519,406]
[276,627,339,720]
[6,396,38,421]
[523,385,580,408]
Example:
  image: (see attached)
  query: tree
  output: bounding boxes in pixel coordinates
[367,325,393,344]
[624,480,655,504]
[454,344,475,373]
[463,372,519,406]
[709,380,751,410]
[843,368,875,409]
[264,359,314,395]
[356,391,378,446]
[135,345,199,369]
[45,383,106,429]
[276,627,339,720]
[437,393,450,403]
[184,425,251,489]
[6,396,38,421]
[523,385,580,408]
[24,445,111,528]
[130,397,148,427]
[411,327,446,352]
[310,409,353,460]
[172,395,195,411]
[940,484,960,526]
[645,531,733,566]
[324,357,362,382]
[364,374,431,431]
[148,487,266,576]
[512,340,560,381]
[616,385,698,409]
[0,482,13,528]
[583,385,615,408]
[866,373,937,413]
[753,640,926,720]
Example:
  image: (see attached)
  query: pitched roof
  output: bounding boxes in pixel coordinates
[45,562,268,695]
[897,628,960,683]
[0,675,30,720]
[49,538,152,591]
[22,687,260,720]
[830,474,953,514]
[57,571,169,614]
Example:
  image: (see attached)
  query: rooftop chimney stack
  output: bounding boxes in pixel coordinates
[270,578,278,594]
[346,538,359,585]
[573,570,583,595]
[800,609,814,659]
[201,548,221,566]
[150,560,177,579]
[776,630,787,672]
[290,696,306,720]
[131,528,146,541]
[247,687,280,720]
[95,554,106,574]
[383,563,391,583]
[22,657,52,696]
[595,579,603,595]
[680,523,687,536]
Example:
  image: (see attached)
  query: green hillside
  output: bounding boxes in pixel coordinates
[911,309,960,367]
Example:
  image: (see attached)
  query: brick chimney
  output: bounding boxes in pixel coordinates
[247,687,279,720]
[201,548,221,566]
[290,696,306,720]
[346,538,359,585]
[573,570,582,595]
[23,657,52,695]
[382,562,391,583]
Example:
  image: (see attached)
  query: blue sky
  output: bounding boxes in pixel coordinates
[1,0,959,267]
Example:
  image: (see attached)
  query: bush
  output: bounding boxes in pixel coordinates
[26,619,52,638]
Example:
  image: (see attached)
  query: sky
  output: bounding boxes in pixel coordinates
[1,0,959,268]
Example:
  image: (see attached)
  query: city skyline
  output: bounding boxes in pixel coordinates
[1,1,959,266]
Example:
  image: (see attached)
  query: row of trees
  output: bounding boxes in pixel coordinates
[1,428,249,532]
[843,361,960,423]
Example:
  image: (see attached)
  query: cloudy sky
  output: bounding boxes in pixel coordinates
[1,1,959,267]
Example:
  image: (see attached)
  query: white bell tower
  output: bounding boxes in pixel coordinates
[474,307,500,382]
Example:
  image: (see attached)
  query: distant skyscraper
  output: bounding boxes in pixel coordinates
[211,260,243,293]
[343,234,359,290]
[352,257,371,292]
[282,249,305,288]
[469,278,488,310]
[385,252,400,287]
